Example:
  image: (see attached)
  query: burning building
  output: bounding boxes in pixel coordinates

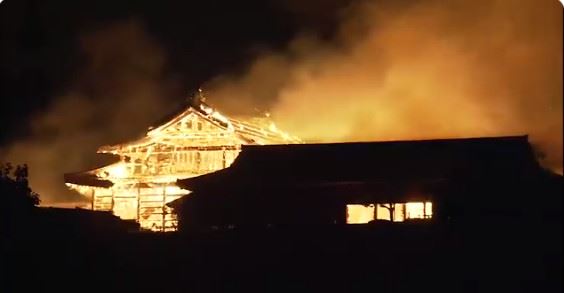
[64,92,300,231]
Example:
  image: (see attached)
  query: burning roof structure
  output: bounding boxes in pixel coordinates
[65,91,300,231]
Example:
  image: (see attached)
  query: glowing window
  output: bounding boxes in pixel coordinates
[346,204,375,224]
[376,204,404,222]
[347,202,433,224]
[374,202,433,222]
[405,202,433,219]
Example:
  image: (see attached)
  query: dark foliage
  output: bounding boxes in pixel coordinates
[0,163,40,212]
[1,163,40,230]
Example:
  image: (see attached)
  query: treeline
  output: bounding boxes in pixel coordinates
[1,163,40,234]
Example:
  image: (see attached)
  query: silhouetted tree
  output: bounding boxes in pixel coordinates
[380,203,396,221]
[1,163,39,207]
[1,163,40,233]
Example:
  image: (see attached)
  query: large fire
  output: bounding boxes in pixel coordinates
[65,94,301,231]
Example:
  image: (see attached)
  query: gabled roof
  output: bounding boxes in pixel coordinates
[98,99,300,153]
[98,107,225,153]
[64,96,301,187]
[176,135,541,192]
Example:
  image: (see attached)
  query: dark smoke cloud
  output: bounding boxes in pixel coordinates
[1,20,180,203]
[208,0,563,173]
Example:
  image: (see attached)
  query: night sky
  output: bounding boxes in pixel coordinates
[0,0,350,145]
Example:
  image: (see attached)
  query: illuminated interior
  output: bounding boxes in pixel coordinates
[346,202,433,224]
[346,204,376,224]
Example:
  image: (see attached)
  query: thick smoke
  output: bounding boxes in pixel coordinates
[207,0,563,173]
[2,1,562,204]
[1,20,179,203]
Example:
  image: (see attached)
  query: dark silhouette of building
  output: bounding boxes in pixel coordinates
[32,207,140,234]
[173,135,561,231]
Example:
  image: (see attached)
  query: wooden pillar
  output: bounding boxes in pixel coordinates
[402,203,406,221]
[162,185,166,232]
[137,184,141,222]
[110,188,115,214]
[91,189,95,210]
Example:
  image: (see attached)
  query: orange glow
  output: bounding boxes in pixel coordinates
[405,202,433,219]
[346,204,375,224]
[347,202,433,224]
[207,0,562,173]
[105,163,128,179]
[67,102,300,231]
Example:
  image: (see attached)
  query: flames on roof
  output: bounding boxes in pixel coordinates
[65,90,301,231]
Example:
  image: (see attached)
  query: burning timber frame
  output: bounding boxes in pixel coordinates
[65,94,300,231]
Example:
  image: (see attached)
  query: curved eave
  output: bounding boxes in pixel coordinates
[64,172,114,188]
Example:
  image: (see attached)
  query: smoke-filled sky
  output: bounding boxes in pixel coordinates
[208,0,562,169]
[0,0,562,203]
[2,21,181,202]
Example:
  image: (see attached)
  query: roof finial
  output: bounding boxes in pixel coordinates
[198,87,206,102]
[188,87,207,107]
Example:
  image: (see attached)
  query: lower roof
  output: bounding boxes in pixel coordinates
[177,135,540,191]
